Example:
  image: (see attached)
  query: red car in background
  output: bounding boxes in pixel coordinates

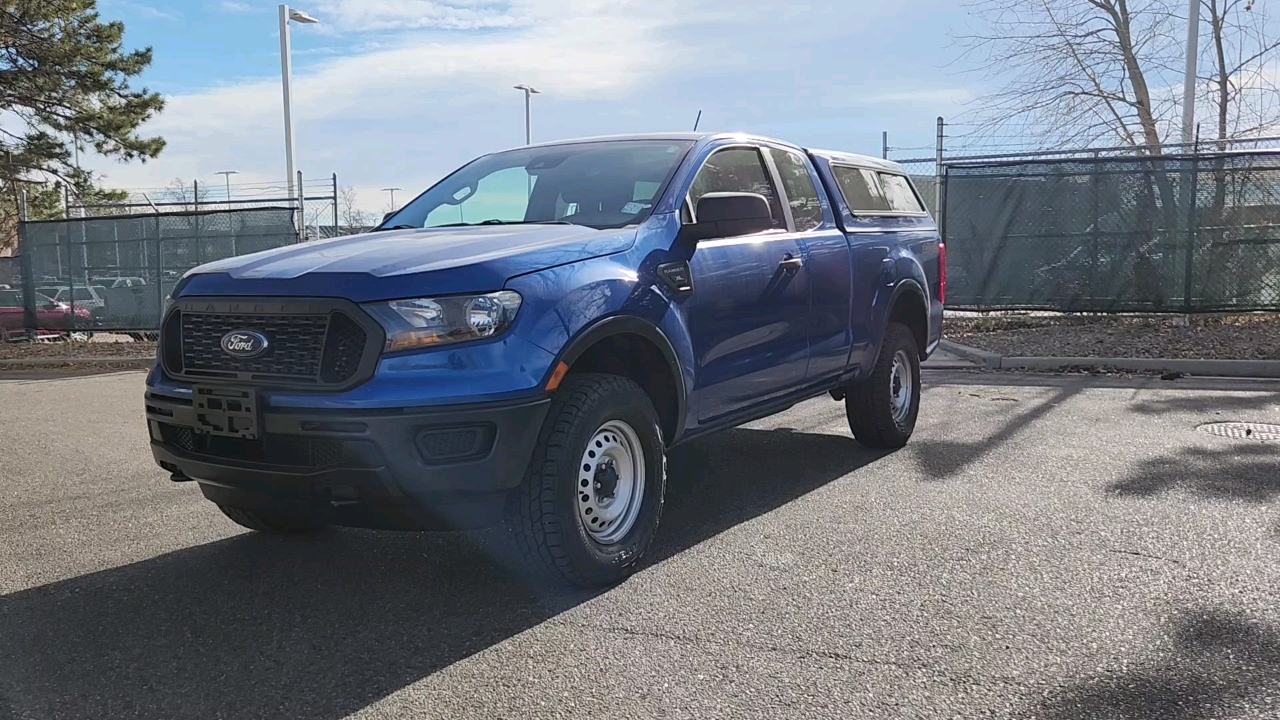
[0,288,93,342]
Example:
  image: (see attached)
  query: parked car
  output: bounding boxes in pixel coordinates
[145,133,944,586]
[90,276,148,289]
[0,289,92,341]
[37,285,108,312]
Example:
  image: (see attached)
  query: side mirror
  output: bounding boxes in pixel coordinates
[681,192,773,242]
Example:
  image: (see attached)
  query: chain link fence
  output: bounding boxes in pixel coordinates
[8,208,298,336]
[942,149,1280,312]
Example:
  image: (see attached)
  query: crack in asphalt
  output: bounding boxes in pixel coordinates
[556,619,1035,687]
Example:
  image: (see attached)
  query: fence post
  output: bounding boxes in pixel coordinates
[934,116,944,225]
[193,179,203,266]
[155,213,164,328]
[1090,150,1100,305]
[332,173,339,236]
[882,131,889,160]
[297,170,306,243]
[18,192,36,341]
[1182,154,1199,313]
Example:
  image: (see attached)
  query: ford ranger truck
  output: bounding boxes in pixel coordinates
[145,133,944,587]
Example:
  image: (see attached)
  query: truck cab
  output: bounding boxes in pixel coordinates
[145,133,944,587]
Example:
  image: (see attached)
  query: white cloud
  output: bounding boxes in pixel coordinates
[311,0,529,32]
[218,0,258,12]
[84,0,972,213]
[111,1,181,20]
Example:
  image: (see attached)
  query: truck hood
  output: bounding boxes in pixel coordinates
[178,224,636,302]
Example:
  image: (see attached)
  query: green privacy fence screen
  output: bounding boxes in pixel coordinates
[13,208,298,334]
[942,150,1280,313]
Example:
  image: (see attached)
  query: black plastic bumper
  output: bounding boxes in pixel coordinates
[145,391,550,530]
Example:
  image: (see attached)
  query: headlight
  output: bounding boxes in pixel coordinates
[365,290,522,352]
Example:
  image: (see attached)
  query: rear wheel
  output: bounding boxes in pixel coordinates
[506,373,666,587]
[846,322,921,449]
[217,504,327,534]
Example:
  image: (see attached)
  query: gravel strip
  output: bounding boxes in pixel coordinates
[0,337,156,362]
[947,314,1280,360]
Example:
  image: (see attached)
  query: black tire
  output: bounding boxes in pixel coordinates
[505,373,667,588]
[217,504,327,534]
[846,322,921,449]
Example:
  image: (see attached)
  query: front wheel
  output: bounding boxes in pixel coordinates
[845,322,921,449]
[506,373,667,588]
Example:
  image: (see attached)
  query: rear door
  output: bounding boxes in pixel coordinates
[763,145,852,384]
[827,164,900,374]
[682,144,811,423]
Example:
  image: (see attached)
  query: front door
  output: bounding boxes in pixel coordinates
[682,145,811,423]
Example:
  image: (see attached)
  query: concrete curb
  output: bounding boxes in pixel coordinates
[0,356,153,368]
[939,340,1280,378]
[937,340,1002,370]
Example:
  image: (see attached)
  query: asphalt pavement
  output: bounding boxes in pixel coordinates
[1,369,1278,719]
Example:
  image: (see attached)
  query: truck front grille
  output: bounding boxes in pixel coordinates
[160,298,381,388]
[182,312,331,380]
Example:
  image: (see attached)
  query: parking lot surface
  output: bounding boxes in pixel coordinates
[1,369,1278,719]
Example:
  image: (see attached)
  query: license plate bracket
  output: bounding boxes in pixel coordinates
[193,386,260,440]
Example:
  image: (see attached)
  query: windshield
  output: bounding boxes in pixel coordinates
[381,139,695,231]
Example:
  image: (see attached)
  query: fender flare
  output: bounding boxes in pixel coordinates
[542,315,688,443]
[874,278,929,363]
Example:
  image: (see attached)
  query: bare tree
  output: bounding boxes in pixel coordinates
[1201,0,1280,145]
[161,178,209,212]
[952,0,1185,151]
[338,185,374,232]
[953,0,1280,151]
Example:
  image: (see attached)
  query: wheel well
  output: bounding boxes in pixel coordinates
[888,288,928,356]
[568,333,680,444]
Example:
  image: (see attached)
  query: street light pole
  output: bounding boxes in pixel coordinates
[215,170,239,210]
[278,4,318,199]
[513,84,541,145]
[1180,0,1200,146]
[382,187,402,211]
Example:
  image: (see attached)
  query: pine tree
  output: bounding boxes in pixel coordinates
[0,0,164,247]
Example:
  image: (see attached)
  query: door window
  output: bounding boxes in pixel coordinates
[688,147,785,229]
[768,148,824,232]
[831,165,890,214]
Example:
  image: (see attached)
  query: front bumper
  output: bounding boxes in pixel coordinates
[146,390,550,530]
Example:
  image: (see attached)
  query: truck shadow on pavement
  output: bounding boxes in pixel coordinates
[1030,608,1280,720]
[0,426,880,720]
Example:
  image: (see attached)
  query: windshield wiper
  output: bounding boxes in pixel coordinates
[372,224,419,232]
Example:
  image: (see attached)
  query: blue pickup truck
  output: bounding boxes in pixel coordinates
[145,133,944,586]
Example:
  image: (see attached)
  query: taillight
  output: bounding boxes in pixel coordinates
[937,242,946,305]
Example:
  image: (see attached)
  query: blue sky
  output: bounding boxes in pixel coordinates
[91,0,980,211]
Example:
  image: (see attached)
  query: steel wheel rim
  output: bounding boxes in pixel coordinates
[576,419,646,545]
[889,349,913,425]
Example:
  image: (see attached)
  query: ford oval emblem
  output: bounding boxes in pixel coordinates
[220,330,270,359]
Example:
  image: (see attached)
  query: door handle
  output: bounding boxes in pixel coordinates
[778,255,803,272]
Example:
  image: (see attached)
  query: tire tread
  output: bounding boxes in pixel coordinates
[846,323,920,449]
[506,373,660,587]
